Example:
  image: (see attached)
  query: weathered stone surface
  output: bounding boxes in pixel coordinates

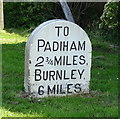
[24,19,92,98]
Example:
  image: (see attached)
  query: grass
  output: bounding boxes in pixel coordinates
[0,28,30,44]
[1,28,119,117]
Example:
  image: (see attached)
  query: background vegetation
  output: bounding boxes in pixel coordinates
[4,2,54,28]
[4,2,102,28]
[3,2,118,43]
[1,1,119,117]
[4,2,118,28]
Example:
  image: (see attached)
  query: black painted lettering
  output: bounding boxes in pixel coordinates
[63,56,65,65]
[79,55,86,65]
[35,56,44,67]
[49,70,55,81]
[64,26,69,36]
[43,71,48,81]
[73,55,78,65]
[56,70,62,80]
[38,85,44,95]
[74,83,81,93]
[60,41,62,51]
[64,70,69,80]
[63,41,68,51]
[46,57,49,62]
[38,39,45,51]
[48,85,56,95]
[35,69,41,81]
[70,41,77,51]
[53,41,59,51]
[55,26,62,37]
[71,70,76,79]
[60,85,65,94]
[78,69,85,79]
[57,84,59,94]
[66,56,71,65]
[44,42,51,51]
[67,84,73,94]
[54,56,62,66]
[78,41,85,51]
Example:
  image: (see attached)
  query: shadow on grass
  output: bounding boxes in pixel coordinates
[5,28,34,37]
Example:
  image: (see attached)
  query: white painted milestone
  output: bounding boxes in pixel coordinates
[24,19,62,91]
[24,19,92,98]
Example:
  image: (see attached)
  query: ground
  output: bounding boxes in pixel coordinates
[0,28,119,117]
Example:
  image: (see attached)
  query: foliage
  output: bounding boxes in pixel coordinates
[3,2,105,29]
[99,2,118,30]
[69,2,103,28]
[4,2,54,28]
[0,28,28,44]
[86,28,118,45]
[1,28,118,117]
